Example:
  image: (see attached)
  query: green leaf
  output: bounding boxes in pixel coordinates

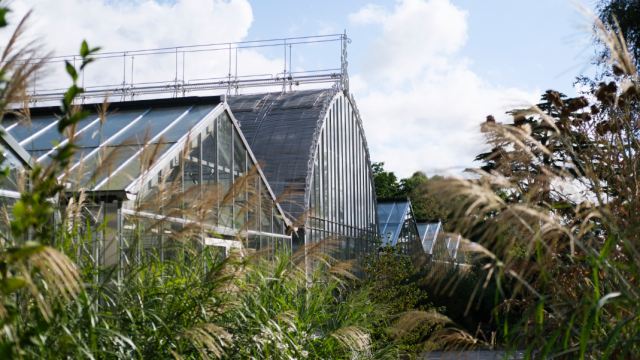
[7,242,46,262]
[80,40,89,58]
[0,277,26,295]
[0,8,9,28]
[12,200,25,218]
[65,61,78,82]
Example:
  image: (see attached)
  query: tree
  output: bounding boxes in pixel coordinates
[595,0,640,72]
[372,163,461,230]
[474,90,600,208]
[372,162,401,198]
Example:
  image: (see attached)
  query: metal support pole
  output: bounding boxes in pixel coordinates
[228,43,232,96]
[182,51,185,97]
[122,53,126,101]
[235,47,238,95]
[116,200,123,282]
[130,56,134,101]
[289,44,293,92]
[282,39,287,93]
[175,48,178,98]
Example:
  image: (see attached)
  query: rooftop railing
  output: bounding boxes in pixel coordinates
[22,33,351,105]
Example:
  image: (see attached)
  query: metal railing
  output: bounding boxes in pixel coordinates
[23,33,351,104]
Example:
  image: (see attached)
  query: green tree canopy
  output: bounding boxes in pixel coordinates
[372,162,460,230]
[596,0,640,71]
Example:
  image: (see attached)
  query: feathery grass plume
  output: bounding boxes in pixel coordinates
[330,326,371,352]
[389,310,451,341]
[419,7,640,357]
[176,323,230,359]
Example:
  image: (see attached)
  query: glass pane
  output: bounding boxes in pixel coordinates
[0,144,26,192]
[101,143,172,191]
[2,117,18,130]
[273,208,283,234]
[260,179,271,233]
[163,104,218,143]
[74,108,151,148]
[389,202,407,223]
[71,145,140,190]
[233,129,246,180]
[24,113,100,152]
[417,224,428,239]
[108,106,190,146]
[8,116,59,144]
[232,129,246,229]
[247,157,258,231]
[183,134,200,192]
[382,226,397,246]
[201,127,217,186]
[377,203,394,224]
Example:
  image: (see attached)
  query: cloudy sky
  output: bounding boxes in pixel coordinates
[2,0,597,177]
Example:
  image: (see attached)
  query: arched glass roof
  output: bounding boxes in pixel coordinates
[228,90,332,219]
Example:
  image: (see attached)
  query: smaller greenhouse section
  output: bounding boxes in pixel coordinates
[377,198,422,255]
[445,235,466,264]
[417,220,449,261]
[417,220,467,264]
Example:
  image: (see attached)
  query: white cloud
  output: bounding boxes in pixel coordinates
[350,0,468,82]
[317,21,336,36]
[1,0,283,99]
[349,0,539,177]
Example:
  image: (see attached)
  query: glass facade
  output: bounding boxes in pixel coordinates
[377,198,422,256]
[306,92,379,262]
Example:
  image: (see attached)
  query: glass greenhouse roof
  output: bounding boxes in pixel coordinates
[5,97,223,193]
[377,198,414,247]
[417,221,441,254]
[227,90,331,219]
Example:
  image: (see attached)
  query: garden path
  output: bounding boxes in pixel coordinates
[420,350,526,359]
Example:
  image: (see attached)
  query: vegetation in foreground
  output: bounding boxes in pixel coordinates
[7,0,640,359]
[0,4,444,359]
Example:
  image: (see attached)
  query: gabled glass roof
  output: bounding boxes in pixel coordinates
[5,97,223,192]
[417,221,441,254]
[377,198,413,247]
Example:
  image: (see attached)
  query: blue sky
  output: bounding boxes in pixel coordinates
[4,0,600,177]
[247,0,596,99]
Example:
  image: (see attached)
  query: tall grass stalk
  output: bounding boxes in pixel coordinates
[418,6,640,359]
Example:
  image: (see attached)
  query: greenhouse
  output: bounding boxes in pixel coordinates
[376,198,422,256]
[445,234,466,264]
[417,220,466,263]
[0,95,290,268]
[228,86,379,261]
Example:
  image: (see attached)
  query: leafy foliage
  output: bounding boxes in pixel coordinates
[427,14,640,357]
[595,0,640,71]
[372,163,461,230]
[353,245,445,358]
